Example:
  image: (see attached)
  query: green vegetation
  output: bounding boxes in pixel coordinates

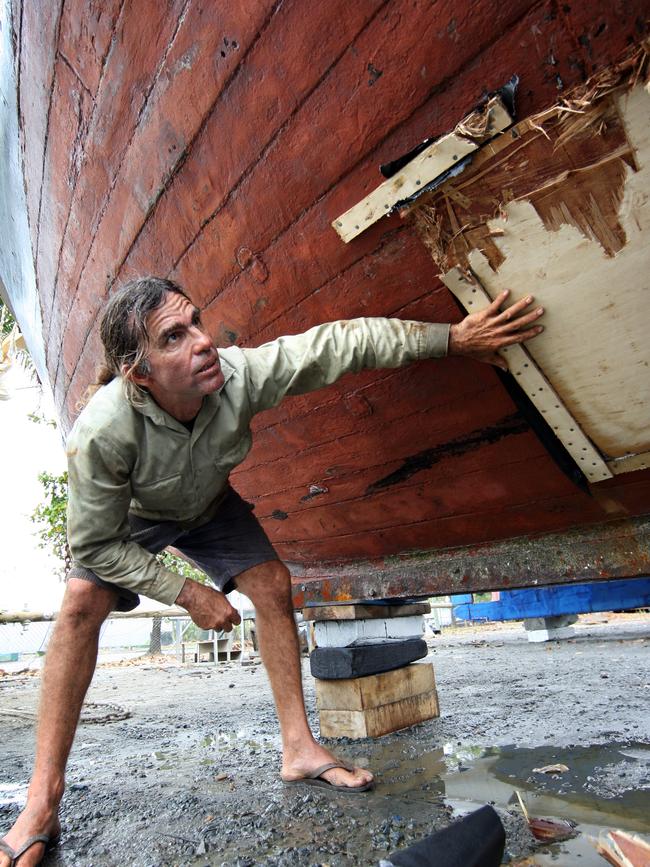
[157,550,208,584]
[31,471,71,577]
[0,298,16,337]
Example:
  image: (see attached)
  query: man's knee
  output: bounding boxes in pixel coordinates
[237,560,292,611]
[59,577,117,629]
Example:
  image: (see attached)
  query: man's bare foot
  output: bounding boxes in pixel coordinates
[281,739,374,789]
[0,803,61,867]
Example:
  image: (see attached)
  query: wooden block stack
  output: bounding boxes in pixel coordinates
[303,601,440,739]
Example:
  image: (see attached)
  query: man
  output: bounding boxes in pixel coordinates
[0,277,544,866]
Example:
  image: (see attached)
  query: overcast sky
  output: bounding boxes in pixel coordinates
[0,361,67,611]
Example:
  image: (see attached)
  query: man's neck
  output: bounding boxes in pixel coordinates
[147,387,203,423]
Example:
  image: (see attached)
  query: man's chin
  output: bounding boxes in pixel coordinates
[206,369,225,393]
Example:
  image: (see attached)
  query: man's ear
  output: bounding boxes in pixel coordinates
[121,361,151,388]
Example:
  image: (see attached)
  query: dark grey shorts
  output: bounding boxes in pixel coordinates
[67,487,278,612]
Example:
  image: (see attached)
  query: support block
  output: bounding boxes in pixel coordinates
[302,602,431,622]
[310,637,428,680]
[524,614,577,643]
[317,664,439,739]
[315,661,435,710]
[314,614,424,647]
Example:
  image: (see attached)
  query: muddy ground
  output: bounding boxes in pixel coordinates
[1,612,649,866]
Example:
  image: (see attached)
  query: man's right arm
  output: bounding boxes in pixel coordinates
[67,428,242,628]
[66,429,185,606]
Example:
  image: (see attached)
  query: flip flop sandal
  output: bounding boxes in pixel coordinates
[283,760,375,793]
[0,833,59,866]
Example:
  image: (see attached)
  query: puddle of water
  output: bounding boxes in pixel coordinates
[0,782,28,807]
[370,741,650,865]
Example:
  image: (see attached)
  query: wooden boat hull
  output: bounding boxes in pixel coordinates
[3,0,649,601]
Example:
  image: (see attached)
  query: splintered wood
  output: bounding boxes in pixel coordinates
[592,830,650,867]
[409,50,650,481]
[411,95,636,270]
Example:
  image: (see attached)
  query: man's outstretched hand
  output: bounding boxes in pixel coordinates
[448,289,544,371]
[176,578,241,631]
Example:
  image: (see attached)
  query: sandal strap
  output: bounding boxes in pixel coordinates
[308,760,354,779]
[0,839,17,860]
[12,834,51,861]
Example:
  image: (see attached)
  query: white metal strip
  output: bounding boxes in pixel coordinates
[440,267,613,483]
[332,97,512,244]
[607,452,650,475]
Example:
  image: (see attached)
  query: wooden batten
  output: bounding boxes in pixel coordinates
[332,96,513,243]
[303,602,431,622]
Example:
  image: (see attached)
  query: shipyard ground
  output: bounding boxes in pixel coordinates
[1,612,649,866]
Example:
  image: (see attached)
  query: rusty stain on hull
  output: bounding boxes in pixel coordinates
[290,515,650,607]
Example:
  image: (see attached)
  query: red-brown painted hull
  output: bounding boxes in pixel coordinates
[9,0,650,589]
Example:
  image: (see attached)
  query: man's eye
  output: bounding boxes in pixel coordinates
[167,332,180,343]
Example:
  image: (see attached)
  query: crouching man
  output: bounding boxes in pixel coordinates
[0,276,543,865]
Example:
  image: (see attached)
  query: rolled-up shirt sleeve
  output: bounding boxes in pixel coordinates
[66,429,185,606]
[241,317,450,414]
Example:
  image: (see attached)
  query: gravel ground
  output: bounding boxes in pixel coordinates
[1,612,649,866]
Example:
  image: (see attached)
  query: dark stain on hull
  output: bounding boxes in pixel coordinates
[271,509,288,520]
[366,413,529,494]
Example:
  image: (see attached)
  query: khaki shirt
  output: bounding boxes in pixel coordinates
[67,318,450,605]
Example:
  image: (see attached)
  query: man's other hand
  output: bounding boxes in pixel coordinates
[448,289,544,371]
[176,578,242,631]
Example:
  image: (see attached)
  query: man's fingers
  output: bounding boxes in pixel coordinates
[486,288,510,314]
[498,307,544,332]
[230,610,242,626]
[502,325,544,345]
[492,294,537,323]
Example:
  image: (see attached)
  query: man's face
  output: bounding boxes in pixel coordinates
[133,292,224,419]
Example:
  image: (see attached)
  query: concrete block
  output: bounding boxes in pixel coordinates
[525,614,578,642]
[314,615,424,648]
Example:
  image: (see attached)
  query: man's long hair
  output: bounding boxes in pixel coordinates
[84,276,190,406]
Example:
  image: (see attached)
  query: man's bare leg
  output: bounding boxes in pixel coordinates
[0,578,117,867]
[235,561,373,789]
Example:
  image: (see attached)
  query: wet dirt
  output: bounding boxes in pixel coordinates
[0,613,648,865]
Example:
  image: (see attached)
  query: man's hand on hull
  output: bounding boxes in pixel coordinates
[176,578,242,631]
[448,289,545,371]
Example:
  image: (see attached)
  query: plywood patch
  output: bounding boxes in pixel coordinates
[411,63,650,475]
